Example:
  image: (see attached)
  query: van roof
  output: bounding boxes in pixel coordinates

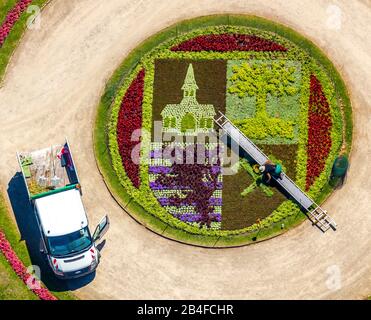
[34,188,88,237]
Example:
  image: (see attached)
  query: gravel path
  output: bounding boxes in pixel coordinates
[0,0,370,299]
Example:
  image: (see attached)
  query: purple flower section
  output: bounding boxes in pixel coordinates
[150,181,223,190]
[149,144,224,227]
[210,166,221,175]
[158,197,222,206]
[175,213,222,223]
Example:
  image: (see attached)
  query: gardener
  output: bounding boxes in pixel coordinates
[259,160,283,183]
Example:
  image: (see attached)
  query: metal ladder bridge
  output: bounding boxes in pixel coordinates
[215,112,337,232]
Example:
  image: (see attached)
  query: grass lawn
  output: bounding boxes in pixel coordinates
[0,191,76,300]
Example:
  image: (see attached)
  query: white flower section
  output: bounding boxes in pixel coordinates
[161,64,216,135]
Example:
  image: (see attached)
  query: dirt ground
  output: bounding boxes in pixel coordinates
[0,0,370,299]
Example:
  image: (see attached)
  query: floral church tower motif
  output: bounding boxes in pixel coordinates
[161,63,216,135]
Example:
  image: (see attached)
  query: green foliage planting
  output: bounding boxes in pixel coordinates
[228,59,301,143]
[234,117,295,140]
[228,61,297,101]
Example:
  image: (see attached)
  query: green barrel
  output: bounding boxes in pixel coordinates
[332,156,349,177]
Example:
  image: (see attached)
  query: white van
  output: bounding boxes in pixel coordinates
[17,139,109,279]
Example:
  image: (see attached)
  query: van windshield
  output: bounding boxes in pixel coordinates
[47,227,92,257]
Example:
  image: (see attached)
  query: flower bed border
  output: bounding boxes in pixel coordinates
[0,0,33,48]
[0,230,57,300]
[94,14,353,247]
[0,0,51,84]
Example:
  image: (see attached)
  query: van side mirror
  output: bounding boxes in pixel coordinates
[39,239,46,254]
[93,215,110,243]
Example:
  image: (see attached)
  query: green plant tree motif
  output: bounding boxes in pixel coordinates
[239,156,287,197]
[228,61,298,140]
[238,160,273,197]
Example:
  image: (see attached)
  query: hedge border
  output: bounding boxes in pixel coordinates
[93,14,353,248]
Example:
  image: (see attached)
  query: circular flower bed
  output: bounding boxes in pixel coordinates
[96,15,352,246]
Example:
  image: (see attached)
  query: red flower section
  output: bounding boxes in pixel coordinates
[0,230,57,300]
[117,69,145,188]
[0,0,33,48]
[306,75,333,190]
[171,34,287,52]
